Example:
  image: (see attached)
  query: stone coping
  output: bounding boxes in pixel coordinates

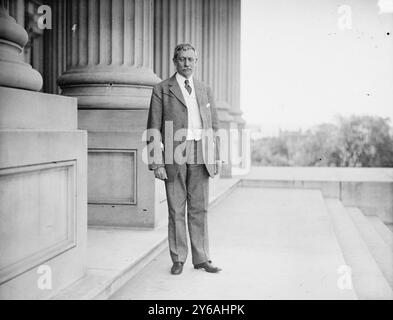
[246,166,393,182]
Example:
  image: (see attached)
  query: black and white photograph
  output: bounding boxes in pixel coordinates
[0,0,393,304]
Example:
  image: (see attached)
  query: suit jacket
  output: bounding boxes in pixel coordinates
[146,74,220,182]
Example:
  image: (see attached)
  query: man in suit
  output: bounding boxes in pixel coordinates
[146,43,222,275]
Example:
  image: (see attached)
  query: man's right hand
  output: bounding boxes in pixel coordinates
[154,167,168,180]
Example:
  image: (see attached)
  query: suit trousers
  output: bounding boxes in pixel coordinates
[165,139,210,265]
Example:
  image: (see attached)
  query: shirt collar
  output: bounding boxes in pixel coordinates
[176,72,194,87]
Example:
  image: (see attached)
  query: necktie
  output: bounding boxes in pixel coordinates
[184,79,192,95]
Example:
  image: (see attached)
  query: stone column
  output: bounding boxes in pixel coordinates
[228,0,241,113]
[0,1,42,90]
[154,0,203,80]
[59,0,162,228]
[0,2,87,299]
[59,0,160,107]
[229,0,249,174]
[6,0,24,26]
[43,0,67,94]
[203,0,235,177]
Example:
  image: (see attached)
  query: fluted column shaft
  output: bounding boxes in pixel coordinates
[65,0,154,70]
[43,0,67,94]
[154,0,203,80]
[230,0,241,112]
[59,0,160,109]
[6,0,24,26]
[153,0,239,105]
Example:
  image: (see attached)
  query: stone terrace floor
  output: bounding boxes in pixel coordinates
[110,186,357,300]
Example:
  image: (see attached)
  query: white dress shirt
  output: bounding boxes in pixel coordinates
[176,72,203,141]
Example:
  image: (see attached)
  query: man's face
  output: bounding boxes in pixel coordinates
[173,49,197,79]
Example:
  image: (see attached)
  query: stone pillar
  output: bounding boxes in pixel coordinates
[59,0,162,228]
[6,0,24,25]
[228,0,241,113]
[43,0,67,94]
[0,2,87,299]
[203,0,235,177]
[59,0,159,106]
[227,0,249,175]
[0,2,42,90]
[154,0,203,80]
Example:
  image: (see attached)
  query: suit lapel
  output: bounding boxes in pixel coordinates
[168,74,187,108]
[168,74,208,126]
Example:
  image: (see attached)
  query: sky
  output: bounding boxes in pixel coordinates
[240,0,393,136]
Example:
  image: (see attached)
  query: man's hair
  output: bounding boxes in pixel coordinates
[173,43,197,60]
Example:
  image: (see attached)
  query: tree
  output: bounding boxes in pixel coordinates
[336,115,393,167]
[251,115,393,167]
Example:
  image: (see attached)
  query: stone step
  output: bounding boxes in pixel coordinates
[53,228,168,300]
[325,199,393,299]
[53,177,240,300]
[346,207,393,290]
[367,216,393,251]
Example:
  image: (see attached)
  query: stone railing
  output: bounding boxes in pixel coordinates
[242,166,393,224]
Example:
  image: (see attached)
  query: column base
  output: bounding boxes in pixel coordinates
[59,66,161,109]
[79,109,165,228]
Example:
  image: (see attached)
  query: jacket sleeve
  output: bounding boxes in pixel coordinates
[206,86,221,162]
[146,84,165,170]
[207,85,220,132]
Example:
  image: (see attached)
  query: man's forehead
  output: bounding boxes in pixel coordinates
[177,49,196,57]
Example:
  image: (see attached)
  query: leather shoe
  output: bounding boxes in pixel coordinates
[171,262,183,275]
[194,260,222,273]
